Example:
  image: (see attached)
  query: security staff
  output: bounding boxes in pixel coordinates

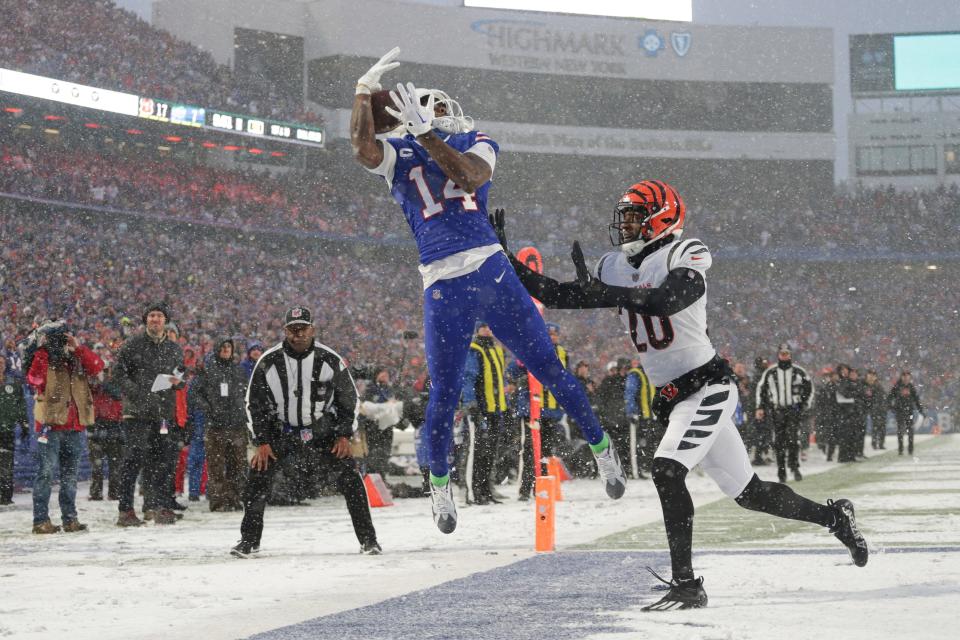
[755,343,813,482]
[624,362,656,479]
[460,322,507,505]
[232,306,380,557]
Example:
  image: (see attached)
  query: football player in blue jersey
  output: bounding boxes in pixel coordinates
[351,47,626,534]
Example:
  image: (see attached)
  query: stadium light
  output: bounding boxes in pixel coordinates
[927,265,938,270]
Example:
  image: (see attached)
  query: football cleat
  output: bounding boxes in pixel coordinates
[594,440,627,499]
[430,481,458,534]
[642,568,708,611]
[828,498,868,567]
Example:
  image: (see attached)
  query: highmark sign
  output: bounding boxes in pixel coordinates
[471,18,693,76]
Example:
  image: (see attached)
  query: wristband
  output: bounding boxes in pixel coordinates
[355,83,372,96]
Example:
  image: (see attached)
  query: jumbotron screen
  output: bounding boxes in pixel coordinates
[851,32,960,93]
[463,0,692,22]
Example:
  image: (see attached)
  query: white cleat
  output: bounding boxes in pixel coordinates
[594,440,627,499]
[430,482,458,534]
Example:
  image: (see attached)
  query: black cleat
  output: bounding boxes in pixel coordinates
[642,568,708,611]
[360,540,382,555]
[793,469,803,481]
[230,540,260,559]
[828,498,868,567]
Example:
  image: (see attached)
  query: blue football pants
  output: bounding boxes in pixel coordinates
[422,251,604,477]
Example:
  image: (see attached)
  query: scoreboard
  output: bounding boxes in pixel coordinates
[851,32,960,94]
[0,67,323,147]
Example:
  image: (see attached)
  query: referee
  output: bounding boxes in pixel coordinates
[755,343,813,483]
[231,306,380,557]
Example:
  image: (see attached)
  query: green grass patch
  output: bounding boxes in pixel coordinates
[578,436,955,550]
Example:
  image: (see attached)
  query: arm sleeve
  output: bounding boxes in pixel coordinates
[367,139,398,186]
[245,361,276,447]
[190,373,212,417]
[755,371,769,410]
[509,254,705,314]
[114,343,139,401]
[75,345,104,378]
[331,362,360,438]
[26,349,49,391]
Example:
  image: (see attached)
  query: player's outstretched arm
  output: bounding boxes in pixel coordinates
[351,47,400,168]
[568,240,706,315]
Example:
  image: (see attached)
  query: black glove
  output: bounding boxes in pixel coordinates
[488,208,508,252]
[571,240,591,285]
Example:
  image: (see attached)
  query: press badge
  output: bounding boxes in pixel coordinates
[300,428,313,443]
[160,420,169,435]
[220,382,229,397]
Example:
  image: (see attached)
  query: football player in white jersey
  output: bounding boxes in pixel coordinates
[492,180,868,610]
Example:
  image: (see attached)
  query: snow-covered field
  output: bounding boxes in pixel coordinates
[1,434,957,640]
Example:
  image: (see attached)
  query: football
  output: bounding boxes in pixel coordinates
[371,89,401,134]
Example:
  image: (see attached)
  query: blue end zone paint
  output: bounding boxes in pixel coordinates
[248,551,663,640]
[248,546,960,640]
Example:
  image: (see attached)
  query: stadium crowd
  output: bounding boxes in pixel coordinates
[1,0,318,124]
[2,142,959,254]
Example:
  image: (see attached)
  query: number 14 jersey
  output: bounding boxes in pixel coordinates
[369,131,500,266]
[594,238,716,387]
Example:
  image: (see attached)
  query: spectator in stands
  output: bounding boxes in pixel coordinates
[889,371,924,456]
[88,363,125,501]
[26,321,104,533]
[189,338,248,512]
[0,354,27,505]
[114,302,186,527]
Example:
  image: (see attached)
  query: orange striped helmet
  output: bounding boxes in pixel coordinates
[609,180,686,256]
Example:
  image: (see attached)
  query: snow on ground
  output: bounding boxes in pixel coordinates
[1,435,957,640]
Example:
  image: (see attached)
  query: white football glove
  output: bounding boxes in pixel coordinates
[385,82,434,137]
[356,46,401,95]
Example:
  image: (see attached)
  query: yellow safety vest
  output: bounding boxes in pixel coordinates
[541,345,567,410]
[469,341,507,413]
[629,366,655,419]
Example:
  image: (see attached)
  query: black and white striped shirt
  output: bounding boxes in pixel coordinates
[245,340,359,446]
[756,363,813,411]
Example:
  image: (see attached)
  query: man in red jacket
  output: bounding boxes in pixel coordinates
[26,321,104,533]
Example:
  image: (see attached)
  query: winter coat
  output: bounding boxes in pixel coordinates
[888,382,923,420]
[114,331,185,422]
[0,372,27,431]
[27,345,103,430]
[190,339,249,430]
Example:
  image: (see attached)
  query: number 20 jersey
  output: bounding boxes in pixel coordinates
[370,131,500,266]
[594,238,717,387]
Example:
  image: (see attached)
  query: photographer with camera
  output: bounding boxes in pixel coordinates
[231,306,380,557]
[25,321,104,533]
